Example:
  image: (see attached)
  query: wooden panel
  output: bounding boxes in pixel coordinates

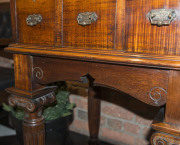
[55,0,63,46]
[124,0,180,55]
[63,0,116,50]
[13,54,33,91]
[13,54,41,92]
[33,57,169,106]
[165,70,180,125]
[16,0,55,45]
[116,0,126,50]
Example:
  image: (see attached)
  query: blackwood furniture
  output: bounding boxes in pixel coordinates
[4,0,180,145]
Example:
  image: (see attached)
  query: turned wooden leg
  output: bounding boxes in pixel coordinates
[88,87,101,145]
[23,108,45,145]
[151,70,180,145]
[81,74,101,145]
[8,88,56,145]
[7,54,57,145]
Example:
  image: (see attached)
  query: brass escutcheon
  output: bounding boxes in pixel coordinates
[147,9,176,26]
[77,12,98,26]
[26,14,42,27]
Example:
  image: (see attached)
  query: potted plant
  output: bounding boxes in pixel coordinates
[3,85,76,145]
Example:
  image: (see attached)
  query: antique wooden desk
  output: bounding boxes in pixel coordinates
[4,0,180,145]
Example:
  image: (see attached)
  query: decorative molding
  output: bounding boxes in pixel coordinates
[149,87,167,105]
[7,43,180,70]
[33,67,44,80]
[153,137,167,145]
[8,95,35,112]
[151,132,180,145]
[8,92,56,112]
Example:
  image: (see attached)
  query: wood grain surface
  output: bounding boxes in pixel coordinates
[33,56,169,106]
[63,0,116,50]
[11,0,180,56]
[16,0,55,45]
[6,0,180,145]
[5,44,180,70]
[125,0,180,55]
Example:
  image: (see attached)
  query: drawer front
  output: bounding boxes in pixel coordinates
[122,0,180,55]
[16,0,55,45]
[63,0,116,50]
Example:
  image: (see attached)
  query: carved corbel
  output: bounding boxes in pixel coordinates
[7,86,57,145]
[151,132,180,145]
[8,92,56,112]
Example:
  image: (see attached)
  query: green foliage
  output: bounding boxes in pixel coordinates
[3,89,76,121]
[43,91,76,121]
[2,103,24,120]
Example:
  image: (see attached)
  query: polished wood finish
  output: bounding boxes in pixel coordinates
[23,108,45,145]
[151,132,180,145]
[165,70,180,125]
[7,54,57,145]
[16,0,55,45]
[125,0,180,55]
[7,86,56,145]
[87,77,101,145]
[63,0,116,50]
[5,0,180,144]
[32,57,169,106]
[13,54,38,92]
[5,44,180,70]
[152,108,180,137]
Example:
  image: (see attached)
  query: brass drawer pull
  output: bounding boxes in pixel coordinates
[26,14,42,27]
[147,9,176,26]
[77,12,98,26]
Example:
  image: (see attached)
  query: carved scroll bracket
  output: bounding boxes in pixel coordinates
[151,132,180,145]
[149,87,167,106]
[8,92,56,112]
[33,67,44,80]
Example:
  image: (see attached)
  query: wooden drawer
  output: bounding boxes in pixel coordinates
[14,0,180,56]
[118,0,180,55]
[16,0,55,45]
[62,0,116,50]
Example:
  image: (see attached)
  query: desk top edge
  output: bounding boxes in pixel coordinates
[5,44,180,70]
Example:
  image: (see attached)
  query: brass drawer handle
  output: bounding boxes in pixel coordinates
[77,12,98,26]
[147,9,176,26]
[26,14,42,27]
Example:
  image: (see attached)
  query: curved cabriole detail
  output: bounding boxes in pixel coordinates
[33,57,168,106]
